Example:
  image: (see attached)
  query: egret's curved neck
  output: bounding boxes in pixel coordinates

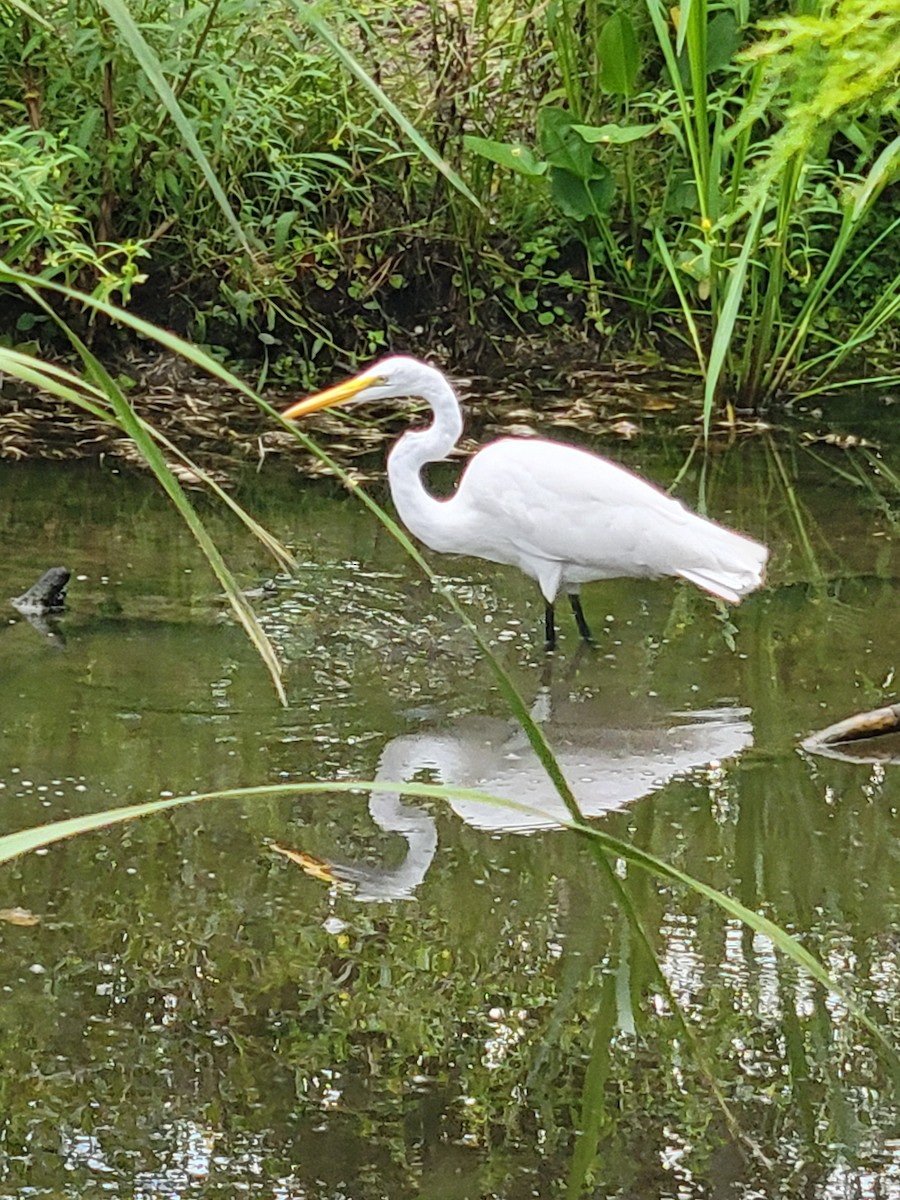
[386,369,463,547]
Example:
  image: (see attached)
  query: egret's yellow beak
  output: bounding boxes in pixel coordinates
[282,370,380,419]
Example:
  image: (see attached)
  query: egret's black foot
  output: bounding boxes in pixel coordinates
[568,593,594,644]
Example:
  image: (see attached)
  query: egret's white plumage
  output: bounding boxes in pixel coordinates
[283,355,768,645]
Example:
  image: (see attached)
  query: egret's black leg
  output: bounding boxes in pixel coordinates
[544,602,557,651]
[568,593,594,643]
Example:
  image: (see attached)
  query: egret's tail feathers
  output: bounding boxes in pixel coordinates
[676,529,768,605]
[677,566,755,604]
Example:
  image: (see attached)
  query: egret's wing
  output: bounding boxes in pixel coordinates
[460,439,679,567]
[456,439,767,601]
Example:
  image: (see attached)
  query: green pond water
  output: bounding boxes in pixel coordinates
[0,412,898,1198]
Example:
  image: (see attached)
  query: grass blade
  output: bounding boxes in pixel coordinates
[78,368,287,703]
[703,198,764,431]
[653,228,707,372]
[4,272,288,702]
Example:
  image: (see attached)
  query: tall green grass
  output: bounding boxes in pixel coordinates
[646,0,900,411]
[3,0,899,407]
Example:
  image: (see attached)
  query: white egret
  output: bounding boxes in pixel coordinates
[283,355,768,648]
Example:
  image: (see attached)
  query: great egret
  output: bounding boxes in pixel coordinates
[283,356,768,648]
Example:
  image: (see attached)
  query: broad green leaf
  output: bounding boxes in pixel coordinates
[550,166,615,220]
[463,135,547,177]
[665,175,700,214]
[570,123,652,145]
[538,107,597,180]
[676,241,711,282]
[706,11,741,73]
[599,12,640,96]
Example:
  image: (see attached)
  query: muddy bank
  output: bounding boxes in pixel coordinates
[0,347,720,480]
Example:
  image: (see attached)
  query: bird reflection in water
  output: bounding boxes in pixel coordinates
[274,691,754,902]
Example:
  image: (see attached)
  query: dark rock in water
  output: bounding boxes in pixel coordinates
[12,567,71,615]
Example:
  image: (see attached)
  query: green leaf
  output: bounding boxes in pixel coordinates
[0,269,299,702]
[550,166,615,220]
[463,135,547,177]
[0,780,895,1082]
[703,199,765,433]
[706,11,741,73]
[676,0,693,54]
[570,123,652,145]
[5,0,53,29]
[538,107,596,180]
[272,210,297,256]
[599,12,640,96]
[0,782,586,870]
[850,133,900,222]
[653,228,707,370]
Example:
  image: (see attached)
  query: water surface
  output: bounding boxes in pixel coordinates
[0,415,898,1198]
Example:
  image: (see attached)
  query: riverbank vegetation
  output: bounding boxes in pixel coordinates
[3,0,899,412]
